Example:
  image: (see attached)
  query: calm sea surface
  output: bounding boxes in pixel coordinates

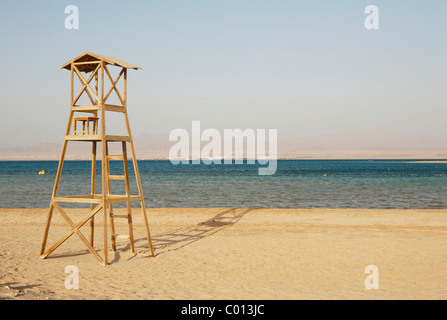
[0,160,446,209]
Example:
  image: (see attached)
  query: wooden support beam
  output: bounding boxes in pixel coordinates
[73,60,101,66]
[72,105,101,112]
[64,135,131,142]
[73,65,100,105]
[72,64,101,106]
[104,67,126,106]
[103,65,124,106]
[40,203,104,264]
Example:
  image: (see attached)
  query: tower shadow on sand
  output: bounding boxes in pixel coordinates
[133,208,253,257]
[45,208,252,263]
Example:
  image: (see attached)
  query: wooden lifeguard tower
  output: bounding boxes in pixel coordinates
[40,52,154,265]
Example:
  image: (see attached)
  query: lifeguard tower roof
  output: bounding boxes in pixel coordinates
[60,52,141,73]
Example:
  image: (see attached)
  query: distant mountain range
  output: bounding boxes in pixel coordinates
[1,128,446,160]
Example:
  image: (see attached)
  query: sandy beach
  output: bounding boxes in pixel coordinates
[0,207,446,300]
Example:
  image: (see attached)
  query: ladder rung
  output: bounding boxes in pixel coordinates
[113,234,130,240]
[104,104,126,112]
[110,214,129,219]
[105,195,142,203]
[105,135,130,142]
[107,155,124,160]
[108,175,126,180]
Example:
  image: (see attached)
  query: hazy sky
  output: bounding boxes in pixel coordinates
[0,0,446,149]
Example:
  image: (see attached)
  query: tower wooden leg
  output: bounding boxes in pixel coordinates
[101,102,109,265]
[103,204,108,266]
[123,109,155,257]
[140,201,154,257]
[130,140,154,257]
[90,141,97,246]
[122,142,135,253]
[40,204,54,256]
[109,204,117,251]
[41,134,70,256]
[105,142,117,251]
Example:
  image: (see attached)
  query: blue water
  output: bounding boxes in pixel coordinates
[0,160,446,209]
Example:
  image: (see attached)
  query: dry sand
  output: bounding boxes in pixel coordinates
[0,207,446,300]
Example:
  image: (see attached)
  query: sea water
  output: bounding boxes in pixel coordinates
[0,160,446,209]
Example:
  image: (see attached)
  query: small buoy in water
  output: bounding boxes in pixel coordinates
[39,170,45,175]
[324,174,327,177]
[439,174,442,177]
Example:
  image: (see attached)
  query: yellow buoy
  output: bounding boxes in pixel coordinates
[39,170,45,175]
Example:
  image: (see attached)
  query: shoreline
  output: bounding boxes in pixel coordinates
[1,207,446,300]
